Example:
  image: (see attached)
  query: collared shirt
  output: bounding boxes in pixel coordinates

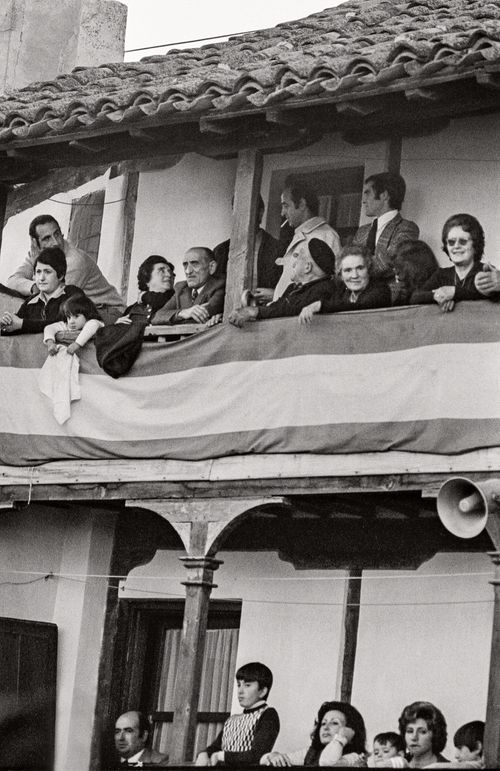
[375,209,398,242]
[25,283,66,307]
[121,749,144,766]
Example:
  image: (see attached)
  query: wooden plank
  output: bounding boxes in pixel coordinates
[5,164,109,221]
[120,171,140,299]
[223,148,263,319]
[1,450,500,488]
[386,133,402,175]
[484,552,500,768]
[0,183,9,254]
[340,569,362,702]
[143,322,207,339]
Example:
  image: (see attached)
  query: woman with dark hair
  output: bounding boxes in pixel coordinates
[398,701,448,767]
[96,255,175,378]
[394,240,439,304]
[260,700,367,766]
[410,214,491,311]
[116,255,175,326]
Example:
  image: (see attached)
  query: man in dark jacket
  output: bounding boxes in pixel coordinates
[160,247,225,324]
[228,238,335,327]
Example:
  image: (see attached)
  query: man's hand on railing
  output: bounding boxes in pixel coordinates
[206,313,222,327]
[228,306,259,327]
[177,304,210,323]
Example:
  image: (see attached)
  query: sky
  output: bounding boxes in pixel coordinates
[120,0,344,61]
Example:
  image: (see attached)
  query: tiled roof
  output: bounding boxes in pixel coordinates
[1,0,500,144]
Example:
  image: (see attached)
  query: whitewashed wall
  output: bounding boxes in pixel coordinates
[123,547,493,760]
[402,113,500,267]
[128,154,237,303]
[0,505,116,771]
[0,169,127,298]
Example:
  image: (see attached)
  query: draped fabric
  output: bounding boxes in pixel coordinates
[1,303,499,467]
[153,628,239,756]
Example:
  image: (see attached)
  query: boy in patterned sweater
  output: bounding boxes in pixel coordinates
[196,662,279,766]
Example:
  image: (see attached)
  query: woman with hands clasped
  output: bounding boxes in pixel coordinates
[260,700,367,767]
[298,246,391,325]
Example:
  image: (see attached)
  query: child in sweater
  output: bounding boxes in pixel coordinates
[196,662,279,766]
[44,294,103,356]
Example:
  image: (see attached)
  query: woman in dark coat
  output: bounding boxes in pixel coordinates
[299,245,391,324]
[410,213,490,311]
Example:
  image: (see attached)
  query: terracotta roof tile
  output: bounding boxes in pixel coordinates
[1,0,500,143]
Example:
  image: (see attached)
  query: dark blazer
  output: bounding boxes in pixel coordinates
[159,275,226,324]
[213,229,281,289]
[321,279,392,313]
[257,276,334,319]
[353,213,419,276]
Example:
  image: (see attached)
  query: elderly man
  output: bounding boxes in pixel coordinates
[353,172,419,278]
[161,246,225,324]
[229,238,335,326]
[7,214,124,324]
[114,710,168,766]
[272,178,341,300]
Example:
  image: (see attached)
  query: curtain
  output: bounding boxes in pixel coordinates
[153,626,239,757]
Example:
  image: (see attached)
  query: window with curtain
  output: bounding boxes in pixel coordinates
[152,624,240,756]
[118,599,241,760]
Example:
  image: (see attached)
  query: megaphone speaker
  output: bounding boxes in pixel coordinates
[437,477,500,539]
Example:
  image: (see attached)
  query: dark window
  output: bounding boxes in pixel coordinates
[268,165,364,243]
[120,599,241,759]
[68,189,105,261]
[0,617,57,770]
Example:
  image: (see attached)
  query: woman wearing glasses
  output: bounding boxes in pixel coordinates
[410,214,490,311]
[260,700,367,767]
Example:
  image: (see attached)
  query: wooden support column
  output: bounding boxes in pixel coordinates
[0,183,10,254]
[339,569,362,703]
[120,171,140,299]
[484,549,500,768]
[170,547,222,763]
[223,148,263,319]
[386,134,402,175]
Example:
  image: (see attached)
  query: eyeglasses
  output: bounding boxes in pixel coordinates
[446,237,472,247]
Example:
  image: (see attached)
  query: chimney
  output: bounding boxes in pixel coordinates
[0,0,127,93]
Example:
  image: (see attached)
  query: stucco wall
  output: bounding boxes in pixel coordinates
[0,505,116,771]
[123,547,493,760]
[401,113,500,267]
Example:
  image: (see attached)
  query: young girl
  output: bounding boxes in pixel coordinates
[44,294,103,356]
[260,700,367,766]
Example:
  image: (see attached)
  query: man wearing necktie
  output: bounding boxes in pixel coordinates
[352,172,419,300]
[114,710,168,766]
[159,247,226,325]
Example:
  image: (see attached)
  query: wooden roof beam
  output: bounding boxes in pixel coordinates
[199,116,238,135]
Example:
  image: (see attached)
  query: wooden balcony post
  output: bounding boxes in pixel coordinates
[0,183,9,253]
[170,553,222,763]
[484,550,500,767]
[223,148,263,319]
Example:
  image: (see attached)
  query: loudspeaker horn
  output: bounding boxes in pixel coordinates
[437,476,500,539]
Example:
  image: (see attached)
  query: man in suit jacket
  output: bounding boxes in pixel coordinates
[114,710,168,766]
[353,172,419,279]
[159,247,225,324]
